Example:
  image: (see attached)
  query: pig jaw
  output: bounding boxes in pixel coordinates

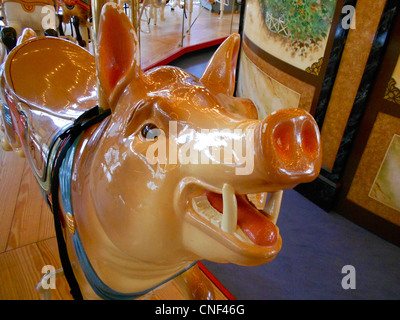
[176,180,283,266]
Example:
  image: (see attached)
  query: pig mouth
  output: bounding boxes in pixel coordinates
[187,184,283,259]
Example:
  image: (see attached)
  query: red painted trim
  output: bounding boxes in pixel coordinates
[143,37,228,71]
[197,261,236,300]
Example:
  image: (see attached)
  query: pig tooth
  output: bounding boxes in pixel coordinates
[247,192,268,210]
[264,190,283,224]
[192,196,222,227]
[222,184,237,234]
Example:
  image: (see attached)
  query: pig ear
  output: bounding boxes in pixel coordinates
[96,3,141,110]
[200,33,241,96]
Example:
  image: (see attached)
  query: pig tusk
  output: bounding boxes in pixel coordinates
[222,183,237,234]
[264,190,283,225]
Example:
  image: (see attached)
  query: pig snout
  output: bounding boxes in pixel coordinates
[258,108,322,185]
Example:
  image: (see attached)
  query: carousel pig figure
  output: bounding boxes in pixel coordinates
[0,0,59,37]
[0,3,322,299]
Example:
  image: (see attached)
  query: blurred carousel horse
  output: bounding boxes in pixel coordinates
[168,0,179,10]
[57,0,91,47]
[0,27,45,156]
[139,0,166,26]
[118,0,133,20]
[0,0,59,36]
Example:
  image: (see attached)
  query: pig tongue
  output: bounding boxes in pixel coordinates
[206,191,278,246]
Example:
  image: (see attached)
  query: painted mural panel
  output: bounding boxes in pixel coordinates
[384,55,400,104]
[369,134,400,212]
[237,50,301,119]
[347,112,400,226]
[244,0,337,72]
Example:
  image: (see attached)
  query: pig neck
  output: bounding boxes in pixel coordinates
[69,119,193,298]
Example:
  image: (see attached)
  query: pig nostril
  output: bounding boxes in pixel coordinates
[273,121,294,160]
[301,120,319,157]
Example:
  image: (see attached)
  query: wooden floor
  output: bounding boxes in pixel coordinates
[0,4,238,300]
[139,4,240,69]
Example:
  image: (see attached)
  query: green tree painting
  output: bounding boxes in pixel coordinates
[260,0,336,57]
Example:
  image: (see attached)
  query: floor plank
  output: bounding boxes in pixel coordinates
[38,199,56,242]
[0,243,43,299]
[0,150,25,253]
[36,238,73,300]
[6,162,44,251]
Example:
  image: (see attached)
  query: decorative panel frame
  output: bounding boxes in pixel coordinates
[337,9,400,246]
[236,0,344,118]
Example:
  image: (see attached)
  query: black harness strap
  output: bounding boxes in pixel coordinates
[49,106,111,300]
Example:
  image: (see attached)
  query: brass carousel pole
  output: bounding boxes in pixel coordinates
[91,0,111,111]
[180,0,186,47]
[130,0,140,51]
[131,0,139,37]
[229,0,235,34]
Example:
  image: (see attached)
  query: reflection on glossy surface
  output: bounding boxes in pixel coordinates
[0,3,321,299]
[5,37,97,116]
[1,36,97,181]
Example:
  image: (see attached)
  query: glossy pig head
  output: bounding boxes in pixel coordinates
[91,3,322,267]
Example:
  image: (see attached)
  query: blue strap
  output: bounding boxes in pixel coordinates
[59,132,197,300]
[73,232,197,300]
[49,106,110,300]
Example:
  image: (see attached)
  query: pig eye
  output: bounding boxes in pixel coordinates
[141,123,161,140]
